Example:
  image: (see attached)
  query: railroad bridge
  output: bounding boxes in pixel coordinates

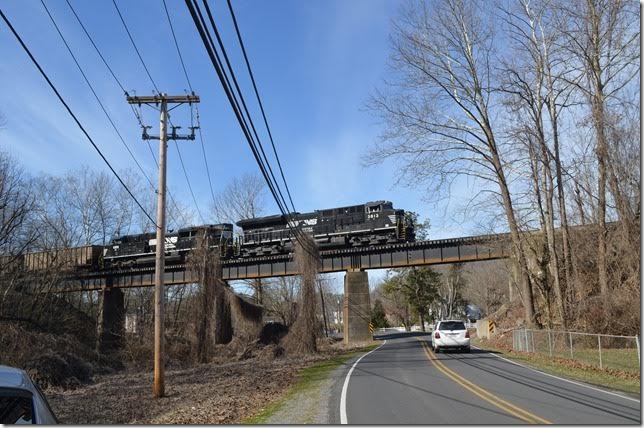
[46,232,511,349]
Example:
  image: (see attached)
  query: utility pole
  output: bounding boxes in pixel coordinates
[127,93,199,398]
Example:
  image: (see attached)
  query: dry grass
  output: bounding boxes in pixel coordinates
[46,357,312,424]
[475,337,641,395]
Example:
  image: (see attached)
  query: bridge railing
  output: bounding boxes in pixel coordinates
[512,328,640,373]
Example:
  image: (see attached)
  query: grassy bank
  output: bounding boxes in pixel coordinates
[243,343,379,424]
[474,339,640,396]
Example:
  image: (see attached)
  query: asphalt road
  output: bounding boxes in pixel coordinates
[330,332,640,424]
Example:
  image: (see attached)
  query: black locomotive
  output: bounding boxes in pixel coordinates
[236,200,415,257]
[13,201,415,270]
[104,224,234,267]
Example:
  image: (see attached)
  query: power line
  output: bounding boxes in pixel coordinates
[41,0,156,192]
[186,0,290,219]
[65,0,188,228]
[226,0,296,213]
[162,0,192,93]
[200,0,293,220]
[162,0,217,212]
[196,107,217,209]
[111,0,204,226]
[173,140,205,224]
[111,0,159,93]
[0,7,157,227]
[65,0,126,93]
[184,0,315,255]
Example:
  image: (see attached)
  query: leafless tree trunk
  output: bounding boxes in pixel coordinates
[556,0,639,301]
[367,0,537,326]
[499,0,567,326]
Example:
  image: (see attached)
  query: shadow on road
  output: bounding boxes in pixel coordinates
[373,331,430,340]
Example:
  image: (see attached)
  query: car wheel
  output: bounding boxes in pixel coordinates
[464,347,471,353]
[434,346,440,353]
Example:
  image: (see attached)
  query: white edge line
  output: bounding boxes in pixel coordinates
[473,345,641,403]
[340,339,387,424]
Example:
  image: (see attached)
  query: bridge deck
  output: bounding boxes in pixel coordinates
[54,234,511,292]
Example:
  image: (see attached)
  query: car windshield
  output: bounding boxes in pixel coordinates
[438,321,465,331]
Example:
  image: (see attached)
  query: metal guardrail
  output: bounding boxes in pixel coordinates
[512,328,640,371]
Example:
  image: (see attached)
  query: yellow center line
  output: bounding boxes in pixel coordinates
[417,338,551,424]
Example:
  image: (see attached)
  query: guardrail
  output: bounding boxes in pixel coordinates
[512,328,640,372]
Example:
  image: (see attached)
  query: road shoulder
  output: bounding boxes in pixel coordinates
[473,340,641,398]
[244,344,379,424]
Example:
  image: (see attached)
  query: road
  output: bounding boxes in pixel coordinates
[330,332,640,424]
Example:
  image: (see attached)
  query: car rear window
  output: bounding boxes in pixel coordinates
[438,321,465,331]
[0,389,34,424]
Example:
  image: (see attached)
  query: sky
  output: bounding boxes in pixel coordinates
[0,0,487,291]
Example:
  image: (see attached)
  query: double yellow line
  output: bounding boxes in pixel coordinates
[418,338,551,424]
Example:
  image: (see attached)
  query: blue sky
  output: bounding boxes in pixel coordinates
[0,0,485,290]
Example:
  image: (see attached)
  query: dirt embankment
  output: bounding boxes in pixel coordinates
[46,338,353,424]
[46,357,318,424]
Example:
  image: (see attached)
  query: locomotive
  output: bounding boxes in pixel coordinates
[8,201,415,270]
[104,223,234,267]
[236,200,415,257]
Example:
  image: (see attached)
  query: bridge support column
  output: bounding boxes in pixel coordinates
[343,270,371,345]
[96,285,125,353]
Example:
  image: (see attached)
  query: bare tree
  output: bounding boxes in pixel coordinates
[212,173,267,303]
[367,0,538,326]
[462,261,509,317]
[211,173,266,226]
[555,0,639,300]
[262,276,299,326]
[438,263,467,320]
[0,152,35,261]
[498,0,574,326]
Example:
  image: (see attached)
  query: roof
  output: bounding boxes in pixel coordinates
[236,214,289,228]
[0,365,30,389]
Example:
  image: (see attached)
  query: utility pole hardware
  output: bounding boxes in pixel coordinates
[126,93,199,398]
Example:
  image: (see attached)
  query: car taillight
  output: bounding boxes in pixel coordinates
[465,330,470,338]
[434,331,440,339]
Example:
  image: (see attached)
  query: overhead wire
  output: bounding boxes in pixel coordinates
[65,0,188,228]
[184,0,316,256]
[200,0,293,220]
[226,0,296,213]
[111,0,159,93]
[162,0,218,213]
[40,0,156,192]
[186,0,290,219]
[0,7,157,227]
[112,0,205,225]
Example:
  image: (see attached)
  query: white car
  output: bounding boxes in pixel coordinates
[432,320,470,353]
[0,365,58,424]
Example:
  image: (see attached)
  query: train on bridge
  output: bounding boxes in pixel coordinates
[3,201,415,271]
[236,200,414,257]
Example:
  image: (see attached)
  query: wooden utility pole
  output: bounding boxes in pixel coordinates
[127,93,199,398]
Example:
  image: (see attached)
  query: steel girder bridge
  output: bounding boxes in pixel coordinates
[55,232,511,292]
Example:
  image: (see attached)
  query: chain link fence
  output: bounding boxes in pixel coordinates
[512,329,640,372]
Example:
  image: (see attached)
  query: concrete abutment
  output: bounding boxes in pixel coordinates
[96,286,125,353]
[343,270,371,344]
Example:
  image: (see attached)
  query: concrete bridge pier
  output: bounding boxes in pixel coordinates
[96,284,125,353]
[343,270,372,345]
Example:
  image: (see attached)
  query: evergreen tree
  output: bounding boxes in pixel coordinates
[370,299,389,329]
